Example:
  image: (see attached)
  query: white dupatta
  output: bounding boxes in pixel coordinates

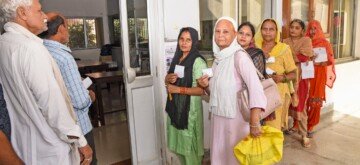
[209,17,244,118]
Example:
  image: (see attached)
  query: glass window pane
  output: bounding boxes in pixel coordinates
[331,0,354,59]
[314,0,329,33]
[238,0,265,29]
[127,0,151,76]
[67,18,85,49]
[291,0,309,22]
[199,0,237,51]
[85,19,97,48]
[113,18,121,46]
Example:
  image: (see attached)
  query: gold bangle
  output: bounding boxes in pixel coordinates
[249,123,261,128]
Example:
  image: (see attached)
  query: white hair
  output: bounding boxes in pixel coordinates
[212,16,239,54]
[0,0,33,23]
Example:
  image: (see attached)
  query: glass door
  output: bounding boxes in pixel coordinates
[331,0,355,59]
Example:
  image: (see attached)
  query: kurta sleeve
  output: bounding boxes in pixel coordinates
[23,46,87,147]
[283,47,297,73]
[192,57,207,87]
[299,37,314,57]
[235,51,267,110]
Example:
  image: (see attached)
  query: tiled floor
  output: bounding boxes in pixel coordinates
[280,110,360,165]
[280,60,360,164]
[92,84,131,165]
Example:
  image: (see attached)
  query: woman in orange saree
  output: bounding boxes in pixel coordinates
[305,20,336,137]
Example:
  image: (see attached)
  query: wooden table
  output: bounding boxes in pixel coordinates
[86,71,125,127]
[77,60,109,75]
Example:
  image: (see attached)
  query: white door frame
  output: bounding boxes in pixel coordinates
[118,0,164,164]
[145,0,167,164]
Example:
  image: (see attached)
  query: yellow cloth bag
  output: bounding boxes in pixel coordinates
[234,126,284,165]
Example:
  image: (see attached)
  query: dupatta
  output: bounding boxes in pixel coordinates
[305,20,336,88]
[254,19,289,58]
[166,27,205,129]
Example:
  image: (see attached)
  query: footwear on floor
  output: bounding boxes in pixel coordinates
[302,137,311,148]
[284,127,298,135]
[307,131,314,138]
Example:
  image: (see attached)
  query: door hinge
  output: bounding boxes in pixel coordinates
[156,66,158,77]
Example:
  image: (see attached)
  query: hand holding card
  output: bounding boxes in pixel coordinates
[82,77,93,89]
[266,57,276,63]
[174,65,185,78]
[202,68,213,77]
[266,68,276,75]
[313,47,328,63]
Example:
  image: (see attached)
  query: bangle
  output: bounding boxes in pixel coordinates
[180,87,187,95]
[249,123,261,128]
[282,74,288,83]
[202,84,209,89]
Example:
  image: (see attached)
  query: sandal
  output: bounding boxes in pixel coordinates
[307,131,314,138]
[302,137,311,148]
[284,128,298,135]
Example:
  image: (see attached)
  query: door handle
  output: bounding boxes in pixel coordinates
[127,67,136,83]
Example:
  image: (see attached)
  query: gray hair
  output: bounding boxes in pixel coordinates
[0,0,33,23]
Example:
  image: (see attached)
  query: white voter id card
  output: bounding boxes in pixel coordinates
[313,47,328,63]
[174,65,185,78]
[266,57,276,63]
[82,77,93,89]
[266,68,276,75]
[202,68,213,77]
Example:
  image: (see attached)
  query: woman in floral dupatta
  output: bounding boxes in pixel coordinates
[283,19,313,147]
[254,19,297,130]
[305,20,336,138]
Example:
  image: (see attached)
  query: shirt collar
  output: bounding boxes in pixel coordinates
[3,22,43,44]
[43,39,72,53]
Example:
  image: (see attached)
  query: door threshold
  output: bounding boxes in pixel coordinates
[335,57,359,64]
[111,159,131,165]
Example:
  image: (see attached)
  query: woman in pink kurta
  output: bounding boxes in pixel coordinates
[198,17,267,165]
[210,52,267,165]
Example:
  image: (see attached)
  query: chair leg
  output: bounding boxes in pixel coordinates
[119,82,123,98]
[107,83,110,92]
[119,81,126,99]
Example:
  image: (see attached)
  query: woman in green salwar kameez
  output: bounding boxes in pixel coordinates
[165,27,207,165]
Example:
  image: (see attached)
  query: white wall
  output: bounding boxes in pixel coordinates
[107,0,119,16]
[163,0,200,41]
[42,0,107,17]
[159,1,204,164]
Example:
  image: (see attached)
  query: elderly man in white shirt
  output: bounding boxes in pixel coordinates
[0,0,93,164]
